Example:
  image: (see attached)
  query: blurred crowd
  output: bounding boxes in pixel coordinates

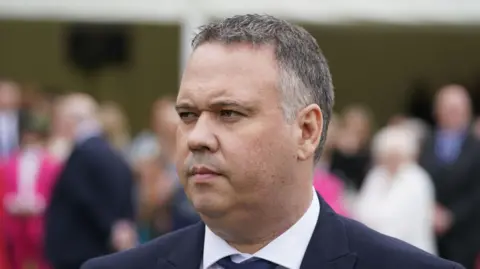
[0,79,480,269]
[0,79,199,269]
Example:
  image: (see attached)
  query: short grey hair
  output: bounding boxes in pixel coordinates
[191,14,334,163]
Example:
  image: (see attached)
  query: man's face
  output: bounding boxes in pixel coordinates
[175,42,299,219]
[435,87,470,131]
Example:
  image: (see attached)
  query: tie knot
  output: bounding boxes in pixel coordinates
[216,256,277,269]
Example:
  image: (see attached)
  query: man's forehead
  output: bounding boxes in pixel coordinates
[437,90,469,107]
[176,87,258,109]
[184,42,277,77]
[177,42,280,109]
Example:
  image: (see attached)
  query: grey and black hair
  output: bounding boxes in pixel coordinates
[191,14,334,163]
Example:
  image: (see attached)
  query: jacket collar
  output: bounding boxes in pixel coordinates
[158,193,356,269]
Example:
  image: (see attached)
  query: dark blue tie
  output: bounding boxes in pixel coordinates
[216,256,277,269]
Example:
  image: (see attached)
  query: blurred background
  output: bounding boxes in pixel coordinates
[1,0,480,269]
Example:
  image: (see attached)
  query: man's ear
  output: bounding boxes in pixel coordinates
[296,104,323,161]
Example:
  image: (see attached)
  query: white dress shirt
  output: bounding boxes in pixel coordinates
[201,188,320,269]
[75,120,102,145]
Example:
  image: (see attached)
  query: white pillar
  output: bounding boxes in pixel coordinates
[179,7,208,80]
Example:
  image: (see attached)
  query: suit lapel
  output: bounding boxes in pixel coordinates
[300,193,357,269]
[157,222,205,269]
[156,194,356,269]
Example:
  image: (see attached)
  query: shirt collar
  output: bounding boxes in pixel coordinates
[202,187,320,269]
[437,128,467,139]
[75,120,102,145]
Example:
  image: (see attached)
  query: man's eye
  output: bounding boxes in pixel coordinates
[178,112,197,121]
[219,110,241,118]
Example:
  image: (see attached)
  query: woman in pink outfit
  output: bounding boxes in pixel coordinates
[313,169,348,216]
[2,113,61,269]
[0,164,12,269]
[313,113,349,216]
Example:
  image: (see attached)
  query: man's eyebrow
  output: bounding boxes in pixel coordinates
[209,100,256,112]
[210,100,242,108]
[175,99,257,113]
[175,102,194,111]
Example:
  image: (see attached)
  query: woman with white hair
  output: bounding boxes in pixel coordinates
[354,126,437,254]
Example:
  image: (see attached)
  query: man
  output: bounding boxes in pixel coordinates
[419,85,480,268]
[81,14,463,269]
[45,93,136,269]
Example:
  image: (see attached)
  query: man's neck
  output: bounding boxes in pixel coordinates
[75,119,101,143]
[438,123,469,134]
[206,185,313,254]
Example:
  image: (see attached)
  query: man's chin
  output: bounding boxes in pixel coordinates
[192,198,229,219]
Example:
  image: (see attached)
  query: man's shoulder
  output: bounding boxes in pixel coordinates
[80,224,201,269]
[339,216,463,268]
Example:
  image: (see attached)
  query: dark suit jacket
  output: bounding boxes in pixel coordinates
[80,194,463,269]
[419,133,480,266]
[45,135,135,266]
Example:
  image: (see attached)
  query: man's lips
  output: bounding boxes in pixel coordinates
[189,166,221,181]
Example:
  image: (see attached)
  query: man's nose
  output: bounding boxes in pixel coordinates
[187,114,218,152]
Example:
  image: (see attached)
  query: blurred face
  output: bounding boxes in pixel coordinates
[21,132,43,147]
[344,109,370,141]
[156,102,180,142]
[0,82,20,110]
[100,105,123,133]
[324,116,338,151]
[473,118,480,139]
[375,150,404,174]
[175,42,301,220]
[435,86,471,131]
[54,101,78,139]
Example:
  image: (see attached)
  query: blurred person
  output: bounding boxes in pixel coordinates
[44,93,136,269]
[129,96,180,163]
[330,104,372,191]
[127,99,172,242]
[355,126,436,254]
[419,84,480,268]
[21,83,53,118]
[152,97,178,159]
[390,115,429,146]
[0,80,23,160]
[388,114,408,126]
[131,98,198,241]
[82,14,462,269]
[98,101,131,156]
[46,95,73,161]
[400,118,429,146]
[313,113,349,216]
[472,117,480,140]
[0,164,10,269]
[135,154,176,241]
[150,97,200,232]
[128,99,165,165]
[3,112,61,269]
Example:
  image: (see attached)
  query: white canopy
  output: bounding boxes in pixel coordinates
[2,0,479,75]
[0,0,479,25]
